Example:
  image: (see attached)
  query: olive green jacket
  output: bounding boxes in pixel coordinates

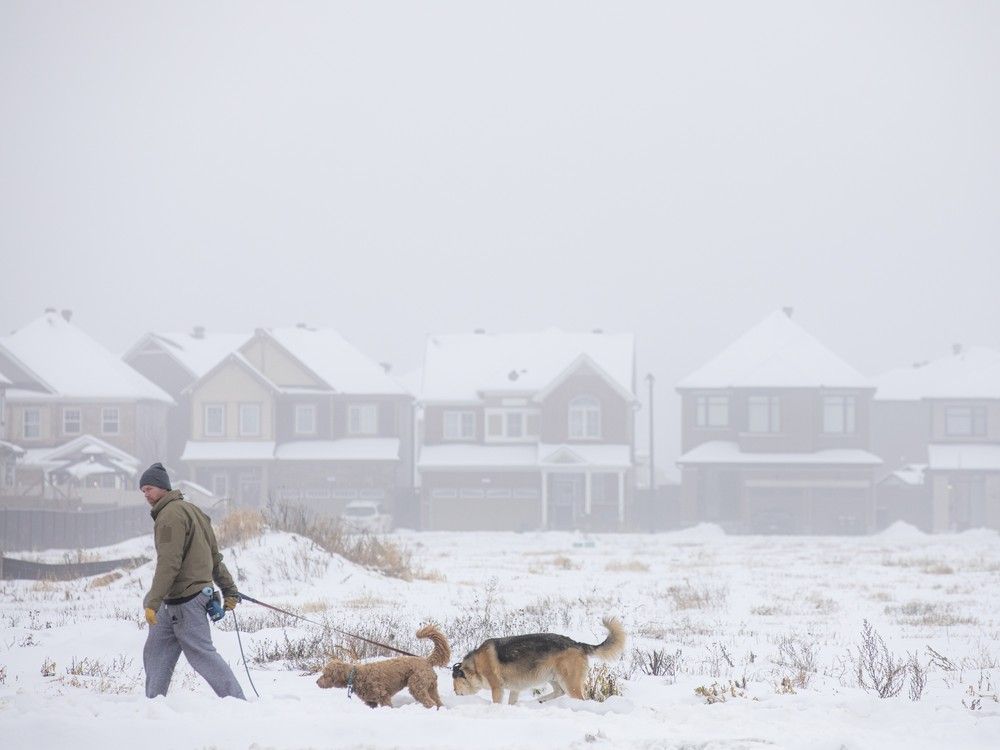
[142,490,238,611]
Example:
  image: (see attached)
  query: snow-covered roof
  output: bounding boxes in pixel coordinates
[16,434,140,476]
[0,370,10,386]
[0,311,173,403]
[676,440,882,466]
[181,441,277,462]
[677,310,871,390]
[275,439,401,461]
[396,366,424,399]
[418,442,632,470]
[927,443,1000,472]
[879,464,927,486]
[126,331,250,378]
[874,346,1000,401]
[261,327,408,395]
[0,439,24,456]
[421,329,635,403]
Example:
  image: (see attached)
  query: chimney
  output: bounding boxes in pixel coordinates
[191,325,205,339]
[296,322,308,329]
[473,328,486,334]
[60,309,73,322]
[952,343,963,356]
[592,328,603,334]
[379,361,392,374]
[782,306,794,318]
[44,307,57,314]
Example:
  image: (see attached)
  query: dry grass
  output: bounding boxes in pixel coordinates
[216,508,267,549]
[922,563,955,575]
[86,571,123,589]
[585,663,625,701]
[885,601,978,627]
[664,581,728,611]
[605,560,650,573]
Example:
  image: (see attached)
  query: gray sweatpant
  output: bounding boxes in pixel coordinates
[143,591,246,699]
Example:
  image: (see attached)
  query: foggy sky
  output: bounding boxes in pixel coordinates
[2,1,998,467]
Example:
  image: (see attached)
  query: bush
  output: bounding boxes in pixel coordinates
[585,664,625,701]
[216,508,267,549]
[852,620,906,698]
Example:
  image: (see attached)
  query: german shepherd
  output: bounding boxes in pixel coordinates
[452,617,625,704]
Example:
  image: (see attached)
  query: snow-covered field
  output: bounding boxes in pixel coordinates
[1,524,999,749]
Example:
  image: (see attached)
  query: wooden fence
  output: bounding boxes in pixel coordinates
[0,505,151,552]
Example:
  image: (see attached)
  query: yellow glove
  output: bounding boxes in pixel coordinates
[144,607,158,626]
[223,596,239,612]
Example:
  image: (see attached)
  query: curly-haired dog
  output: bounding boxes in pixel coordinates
[452,616,625,704]
[316,624,450,709]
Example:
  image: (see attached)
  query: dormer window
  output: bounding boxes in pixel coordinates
[748,396,781,434]
[569,396,601,439]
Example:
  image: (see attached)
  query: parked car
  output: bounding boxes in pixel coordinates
[339,501,392,533]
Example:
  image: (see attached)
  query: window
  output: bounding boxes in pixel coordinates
[484,409,539,441]
[696,395,729,428]
[63,408,81,435]
[748,396,781,433]
[204,404,225,437]
[945,405,987,437]
[22,408,40,439]
[294,404,316,435]
[444,410,476,440]
[211,472,228,497]
[569,396,601,439]
[823,396,856,434]
[101,407,120,435]
[239,403,261,436]
[506,412,524,438]
[348,404,378,435]
[486,413,503,438]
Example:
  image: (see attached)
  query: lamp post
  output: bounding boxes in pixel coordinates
[645,373,655,493]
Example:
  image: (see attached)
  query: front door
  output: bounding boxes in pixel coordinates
[549,474,584,530]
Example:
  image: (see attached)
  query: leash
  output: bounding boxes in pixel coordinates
[237,592,418,657]
[230,609,260,699]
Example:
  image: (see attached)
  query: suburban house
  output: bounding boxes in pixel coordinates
[180,325,414,517]
[0,368,24,492]
[123,327,250,471]
[0,309,173,499]
[675,309,881,534]
[417,329,637,531]
[874,346,1000,532]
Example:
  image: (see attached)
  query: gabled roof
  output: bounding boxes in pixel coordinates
[875,346,1000,401]
[421,329,635,403]
[18,434,140,475]
[124,330,250,379]
[677,310,871,390]
[256,327,408,396]
[183,352,282,396]
[0,311,173,403]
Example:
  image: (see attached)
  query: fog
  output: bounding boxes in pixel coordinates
[2,1,998,466]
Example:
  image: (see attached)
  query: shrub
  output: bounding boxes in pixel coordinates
[216,508,267,549]
[585,663,625,701]
[852,620,906,698]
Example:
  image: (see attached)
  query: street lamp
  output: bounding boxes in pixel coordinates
[645,373,655,493]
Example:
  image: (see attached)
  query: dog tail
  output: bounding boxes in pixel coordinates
[415,624,451,667]
[580,616,626,661]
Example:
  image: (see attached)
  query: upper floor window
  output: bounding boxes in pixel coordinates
[569,396,601,439]
[22,408,40,439]
[348,404,378,435]
[485,409,539,441]
[63,408,81,435]
[945,405,987,437]
[823,396,856,434]
[443,410,476,440]
[748,396,781,433]
[696,395,729,428]
[101,407,120,435]
[239,403,261,436]
[294,404,316,435]
[204,404,225,437]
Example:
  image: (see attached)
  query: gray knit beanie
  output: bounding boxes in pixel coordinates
[139,462,171,491]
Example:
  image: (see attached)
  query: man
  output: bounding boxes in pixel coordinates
[140,462,245,699]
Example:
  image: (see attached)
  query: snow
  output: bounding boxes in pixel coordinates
[875,346,1000,401]
[1,528,998,749]
[927,443,1000,471]
[0,311,173,403]
[264,327,408,395]
[874,521,928,543]
[418,443,538,469]
[538,443,632,468]
[127,331,251,379]
[677,310,872,390]
[677,440,883,466]
[180,441,277,461]
[420,329,635,403]
[17,434,140,474]
[275,438,402,461]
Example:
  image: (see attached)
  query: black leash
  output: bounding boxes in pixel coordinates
[237,592,418,657]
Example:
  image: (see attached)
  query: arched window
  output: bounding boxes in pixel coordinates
[569,396,601,439]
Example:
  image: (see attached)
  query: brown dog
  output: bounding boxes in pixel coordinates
[316,624,450,709]
[452,617,625,704]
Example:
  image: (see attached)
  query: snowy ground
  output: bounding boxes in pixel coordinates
[1,523,999,749]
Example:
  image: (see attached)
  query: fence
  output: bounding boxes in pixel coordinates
[0,555,149,581]
[0,505,151,552]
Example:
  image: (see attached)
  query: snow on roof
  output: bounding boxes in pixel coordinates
[18,434,139,470]
[874,346,1000,401]
[263,327,408,395]
[0,370,10,386]
[181,441,276,462]
[927,443,1000,471]
[0,440,24,456]
[677,310,870,390]
[0,311,173,403]
[676,440,882,466]
[538,443,632,468]
[275,438,401,461]
[418,443,539,470]
[132,331,250,378]
[395,366,424,399]
[879,464,927,486]
[421,329,635,403]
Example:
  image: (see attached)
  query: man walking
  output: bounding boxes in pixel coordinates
[139,462,245,699]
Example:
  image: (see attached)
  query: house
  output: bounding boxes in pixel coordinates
[417,329,637,531]
[17,434,142,506]
[123,327,250,470]
[180,325,414,517]
[874,346,1000,531]
[0,368,24,492]
[0,309,173,498]
[676,309,881,534]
